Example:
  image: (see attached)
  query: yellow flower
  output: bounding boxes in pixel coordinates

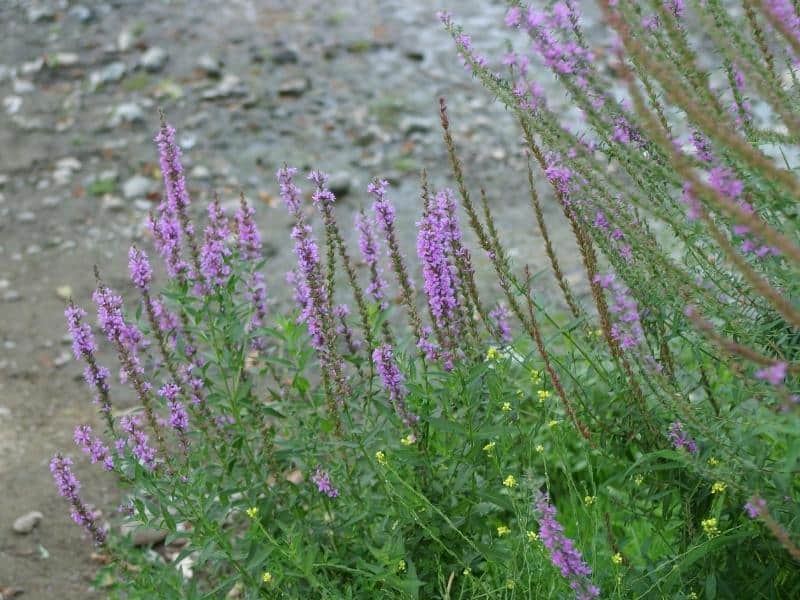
[688,593,699,600]
[485,346,500,361]
[496,525,510,536]
[506,579,515,590]
[527,530,539,543]
[482,441,496,453]
[261,571,273,584]
[535,444,545,453]
[503,474,517,488]
[612,553,623,565]
[537,389,551,402]
[701,517,719,537]
[245,506,259,519]
[462,567,472,576]
[400,433,416,446]
[707,456,720,467]
[501,401,512,413]
[711,481,727,494]
[584,495,597,506]
[375,451,387,465]
[396,559,406,573]
[530,369,542,385]
[548,419,560,428]
[633,474,644,486]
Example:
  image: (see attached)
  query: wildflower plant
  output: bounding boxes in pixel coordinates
[50,2,800,598]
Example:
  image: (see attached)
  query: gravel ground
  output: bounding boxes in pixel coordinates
[0,1,584,597]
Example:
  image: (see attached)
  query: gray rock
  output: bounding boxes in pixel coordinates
[201,74,247,100]
[13,79,35,94]
[117,30,133,53]
[140,47,168,72]
[17,211,36,223]
[101,194,125,211]
[122,175,152,199]
[328,172,352,197]
[89,62,127,90]
[67,5,93,23]
[109,102,145,127]
[51,52,80,67]
[27,6,55,23]
[271,47,299,65]
[278,77,310,97]
[12,510,43,534]
[197,55,222,77]
[42,196,60,208]
[21,58,44,75]
[3,96,22,115]
[400,115,434,136]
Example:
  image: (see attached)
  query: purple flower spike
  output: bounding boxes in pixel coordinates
[128,246,153,292]
[667,421,698,454]
[50,454,107,544]
[277,166,302,217]
[119,415,158,470]
[311,468,339,498]
[756,362,787,386]
[235,197,262,261]
[745,497,767,518]
[369,179,395,232]
[199,199,232,291]
[159,383,189,434]
[74,425,114,471]
[356,211,388,309]
[490,304,512,343]
[417,189,462,339]
[534,492,599,599]
[373,344,418,427]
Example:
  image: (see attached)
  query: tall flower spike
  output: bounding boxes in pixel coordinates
[74,425,114,471]
[155,116,201,277]
[373,344,418,427]
[65,302,113,427]
[235,194,262,261]
[50,454,107,544]
[199,199,232,291]
[356,210,389,309]
[128,246,153,292]
[534,492,599,599]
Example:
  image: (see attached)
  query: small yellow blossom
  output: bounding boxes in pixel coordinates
[688,593,699,600]
[497,525,510,536]
[486,346,500,361]
[537,389,551,402]
[701,517,719,537]
[462,567,472,576]
[634,474,644,486]
[245,506,259,519]
[396,559,406,573]
[483,441,496,453]
[530,369,542,385]
[535,444,545,453]
[400,433,416,446]
[506,579,515,590]
[707,457,720,467]
[375,451,387,465]
[503,475,517,488]
[612,553,623,565]
[261,571,273,584]
[527,530,539,543]
[584,495,597,506]
[501,401,512,413]
[548,419,560,428]
[711,481,727,494]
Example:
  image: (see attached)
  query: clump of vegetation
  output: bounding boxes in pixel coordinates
[54,2,800,598]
